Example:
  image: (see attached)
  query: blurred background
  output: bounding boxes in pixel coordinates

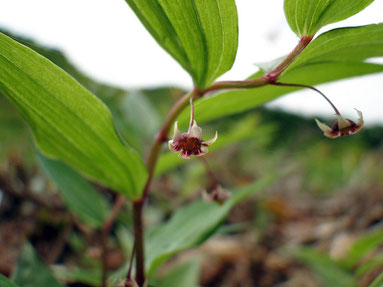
[1,1,383,287]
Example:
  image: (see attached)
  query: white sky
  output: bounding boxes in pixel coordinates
[0,0,382,123]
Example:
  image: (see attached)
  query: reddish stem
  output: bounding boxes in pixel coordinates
[129,35,314,287]
[266,35,313,81]
[271,82,341,115]
[133,200,145,285]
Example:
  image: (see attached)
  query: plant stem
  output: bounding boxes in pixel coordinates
[266,35,313,81]
[205,77,270,94]
[130,88,200,286]
[203,35,313,94]
[271,82,341,115]
[133,200,145,285]
[140,88,200,201]
[129,35,314,287]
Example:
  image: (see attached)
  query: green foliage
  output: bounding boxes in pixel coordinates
[108,91,161,154]
[177,23,383,126]
[145,175,277,275]
[290,247,357,287]
[0,97,28,159]
[37,153,111,228]
[153,259,200,287]
[368,271,383,287]
[284,0,375,36]
[343,229,383,269]
[124,0,238,89]
[0,32,147,199]
[0,275,18,287]
[12,243,64,287]
[52,266,101,287]
[178,62,383,126]
[287,23,383,72]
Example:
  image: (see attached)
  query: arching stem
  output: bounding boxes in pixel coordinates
[271,82,341,115]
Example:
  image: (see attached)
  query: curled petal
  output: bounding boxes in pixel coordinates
[355,109,364,127]
[168,140,180,153]
[315,119,332,133]
[202,131,218,146]
[172,121,182,141]
[196,146,209,157]
[189,120,203,140]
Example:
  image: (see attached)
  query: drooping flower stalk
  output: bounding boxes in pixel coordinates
[271,82,364,138]
[271,82,341,115]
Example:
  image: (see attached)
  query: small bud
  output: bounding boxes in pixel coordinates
[202,185,231,205]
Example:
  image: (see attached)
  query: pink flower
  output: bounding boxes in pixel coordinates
[315,109,364,138]
[168,120,218,159]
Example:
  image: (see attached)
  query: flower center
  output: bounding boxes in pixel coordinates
[178,135,202,153]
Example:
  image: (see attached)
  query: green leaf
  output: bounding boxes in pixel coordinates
[287,24,383,72]
[343,229,383,269]
[125,0,238,89]
[177,24,383,125]
[284,0,375,36]
[0,275,18,287]
[368,271,383,287]
[12,243,65,287]
[153,259,200,287]
[52,266,101,287]
[290,247,357,287]
[357,254,383,276]
[37,153,110,228]
[145,175,277,275]
[0,32,147,199]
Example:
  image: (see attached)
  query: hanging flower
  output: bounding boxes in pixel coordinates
[315,109,364,138]
[168,120,218,159]
[202,185,232,205]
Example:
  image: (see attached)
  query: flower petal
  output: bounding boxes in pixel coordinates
[168,140,180,153]
[355,109,364,127]
[315,119,332,133]
[203,131,218,146]
[189,120,202,139]
[178,151,191,159]
[195,146,208,157]
[172,121,182,141]
[336,114,351,130]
